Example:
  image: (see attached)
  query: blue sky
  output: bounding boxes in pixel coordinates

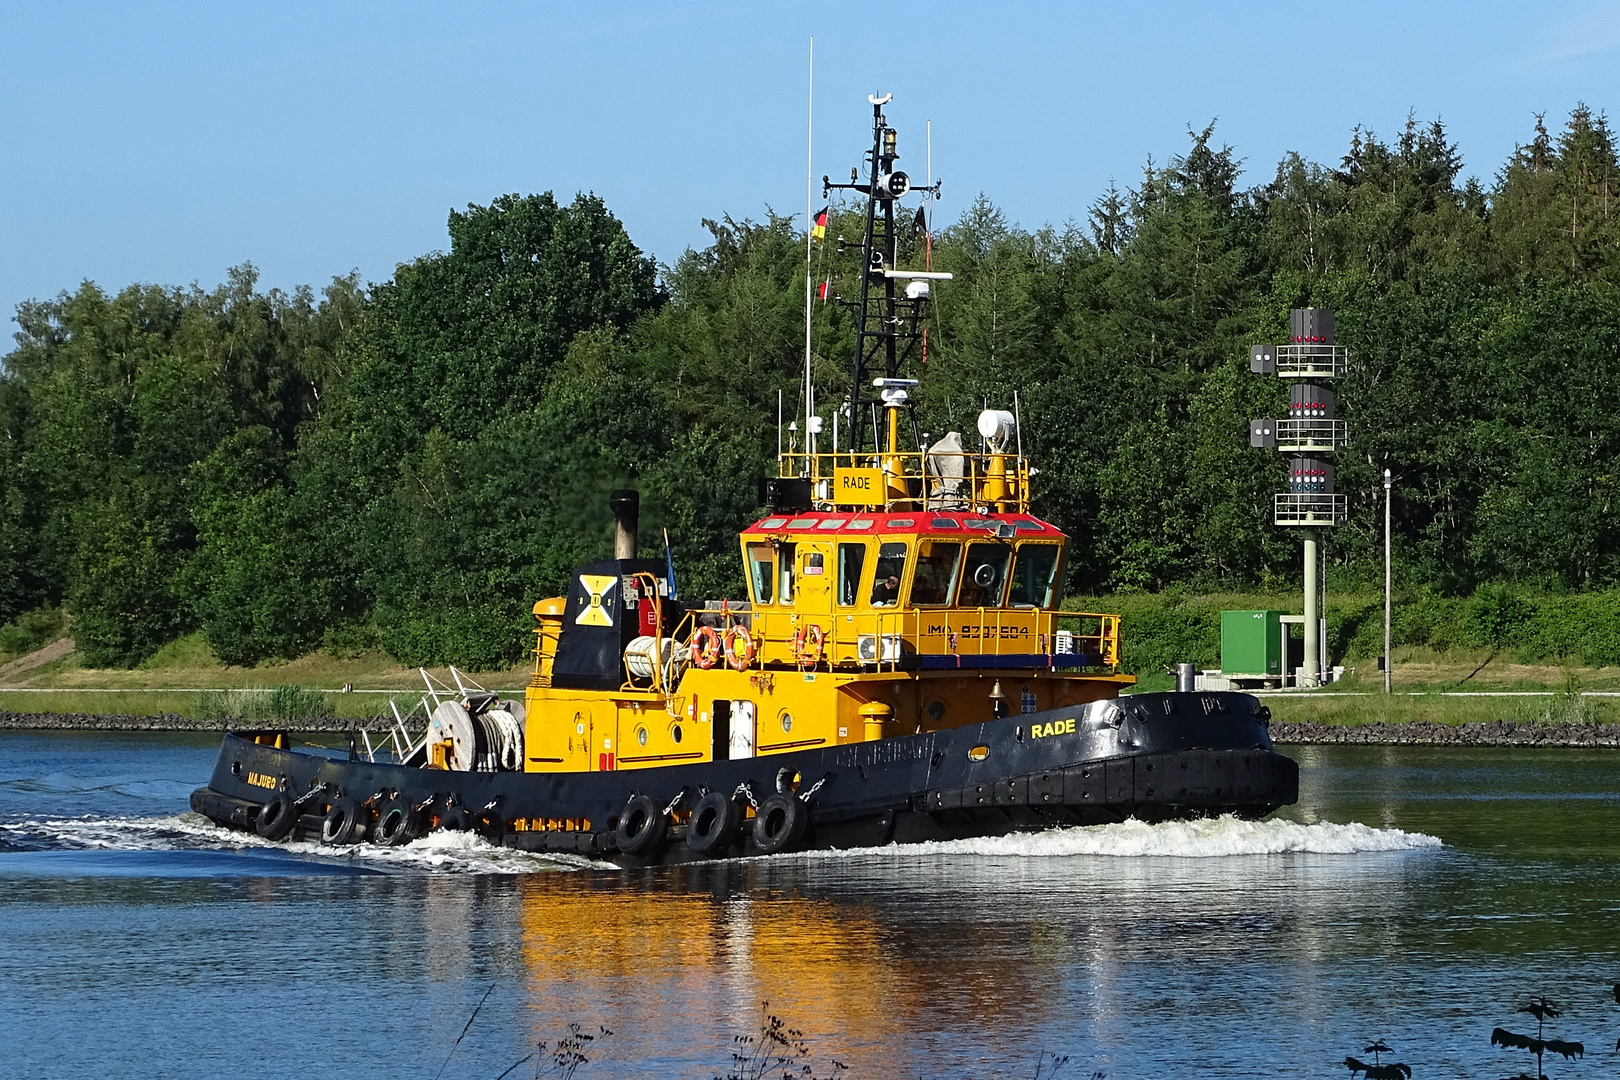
[3,1,1619,331]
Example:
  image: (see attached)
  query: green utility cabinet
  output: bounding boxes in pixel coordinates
[1221,609,1287,677]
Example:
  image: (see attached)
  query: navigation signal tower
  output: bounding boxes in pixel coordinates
[1249,308,1348,688]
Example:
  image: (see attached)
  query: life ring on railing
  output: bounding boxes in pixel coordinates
[690,626,722,670]
[792,624,825,666]
[724,625,755,671]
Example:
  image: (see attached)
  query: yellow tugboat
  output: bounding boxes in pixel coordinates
[191,95,1297,864]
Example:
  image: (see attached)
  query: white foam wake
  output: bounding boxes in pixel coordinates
[802,815,1443,861]
[0,813,613,874]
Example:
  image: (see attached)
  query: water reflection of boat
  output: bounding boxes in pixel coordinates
[189,94,1296,865]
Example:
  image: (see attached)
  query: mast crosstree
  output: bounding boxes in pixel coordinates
[822,94,945,455]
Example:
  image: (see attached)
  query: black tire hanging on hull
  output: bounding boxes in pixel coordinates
[320,797,367,845]
[371,799,420,846]
[752,793,808,855]
[686,791,742,857]
[474,808,506,842]
[614,794,667,857]
[255,794,297,841]
[436,802,471,832]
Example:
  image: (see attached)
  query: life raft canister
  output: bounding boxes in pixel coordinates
[724,625,755,672]
[689,626,722,670]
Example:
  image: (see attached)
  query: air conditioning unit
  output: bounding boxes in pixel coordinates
[1054,630,1075,655]
[856,634,902,662]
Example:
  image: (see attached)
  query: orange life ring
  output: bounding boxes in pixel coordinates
[724,625,755,672]
[792,623,825,665]
[690,626,722,670]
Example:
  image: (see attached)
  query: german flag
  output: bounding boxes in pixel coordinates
[811,206,829,242]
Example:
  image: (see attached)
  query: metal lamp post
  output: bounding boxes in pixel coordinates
[1384,467,1392,694]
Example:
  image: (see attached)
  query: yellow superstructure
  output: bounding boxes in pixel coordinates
[520,426,1133,776]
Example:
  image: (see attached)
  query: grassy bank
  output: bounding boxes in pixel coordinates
[7,599,1620,726]
[1071,589,1620,693]
[1261,688,1619,728]
[0,689,390,722]
[0,629,530,722]
[3,632,529,691]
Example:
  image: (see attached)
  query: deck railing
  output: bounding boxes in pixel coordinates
[775,450,1033,514]
[613,602,1122,688]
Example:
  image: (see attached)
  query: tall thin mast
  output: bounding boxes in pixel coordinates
[803,37,815,457]
[926,120,935,255]
[821,95,943,457]
[852,97,885,453]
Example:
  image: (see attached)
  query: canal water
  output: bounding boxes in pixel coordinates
[1,732,1616,1079]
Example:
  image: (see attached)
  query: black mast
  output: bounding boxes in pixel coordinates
[823,94,941,455]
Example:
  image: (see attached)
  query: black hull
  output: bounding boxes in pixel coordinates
[189,691,1297,866]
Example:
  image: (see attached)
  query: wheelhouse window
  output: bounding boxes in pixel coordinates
[747,543,774,605]
[837,542,867,606]
[958,542,1011,608]
[777,542,796,604]
[869,542,907,606]
[909,540,962,606]
[1008,543,1062,608]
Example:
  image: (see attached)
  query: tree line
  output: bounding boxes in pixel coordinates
[3,107,1619,669]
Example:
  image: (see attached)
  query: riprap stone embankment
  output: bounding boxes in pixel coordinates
[1271,719,1620,747]
[0,711,416,732]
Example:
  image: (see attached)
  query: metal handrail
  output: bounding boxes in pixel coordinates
[1275,344,1348,378]
[1274,492,1347,526]
[774,450,1033,513]
[1275,418,1347,451]
[621,592,1124,687]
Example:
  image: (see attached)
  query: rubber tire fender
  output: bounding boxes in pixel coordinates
[254,793,297,841]
[474,808,506,842]
[613,794,667,857]
[319,797,367,845]
[751,792,808,856]
[685,790,742,857]
[436,802,472,832]
[371,799,420,846]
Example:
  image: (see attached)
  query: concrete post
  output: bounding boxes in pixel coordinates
[1302,529,1320,688]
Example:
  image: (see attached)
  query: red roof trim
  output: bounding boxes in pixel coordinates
[744,511,1067,539]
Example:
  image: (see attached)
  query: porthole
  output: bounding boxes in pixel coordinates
[230,761,242,776]
[672,724,683,744]
[636,726,649,747]
[967,745,990,762]
[780,711,793,733]
[925,701,946,723]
